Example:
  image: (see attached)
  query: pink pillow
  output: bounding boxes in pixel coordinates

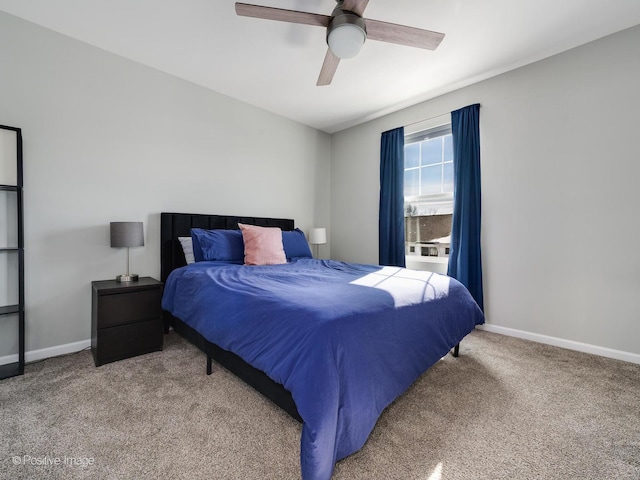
[238,223,287,266]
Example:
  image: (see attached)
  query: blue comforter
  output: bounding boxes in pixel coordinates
[162,258,484,479]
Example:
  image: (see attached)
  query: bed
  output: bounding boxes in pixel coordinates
[160,212,484,480]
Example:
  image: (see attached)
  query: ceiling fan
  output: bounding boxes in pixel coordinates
[235,0,445,86]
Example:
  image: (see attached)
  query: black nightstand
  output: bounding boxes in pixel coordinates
[91,277,164,367]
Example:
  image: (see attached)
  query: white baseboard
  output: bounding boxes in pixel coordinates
[477,323,640,365]
[0,339,91,366]
[2,326,638,367]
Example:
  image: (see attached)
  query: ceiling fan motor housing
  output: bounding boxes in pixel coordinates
[327,8,367,59]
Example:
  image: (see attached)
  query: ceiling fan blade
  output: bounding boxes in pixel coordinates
[235,3,330,27]
[365,19,445,50]
[317,49,341,86]
[342,0,370,16]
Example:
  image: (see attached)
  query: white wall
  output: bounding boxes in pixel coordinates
[2,11,638,362]
[0,12,331,356]
[331,25,640,357]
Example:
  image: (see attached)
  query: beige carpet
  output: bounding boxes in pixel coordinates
[1,330,638,480]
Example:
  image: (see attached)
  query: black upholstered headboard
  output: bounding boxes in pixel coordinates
[160,212,295,283]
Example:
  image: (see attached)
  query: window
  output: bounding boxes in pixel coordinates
[404,124,453,259]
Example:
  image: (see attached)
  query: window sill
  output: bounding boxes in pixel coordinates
[405,255,449,265]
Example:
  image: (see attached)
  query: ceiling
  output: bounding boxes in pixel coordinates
[1,1,640,134]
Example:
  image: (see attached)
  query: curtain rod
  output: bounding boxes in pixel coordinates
[404,103,482,129]
[404,112,449,129]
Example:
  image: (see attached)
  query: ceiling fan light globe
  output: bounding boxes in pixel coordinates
[328,23,366,59]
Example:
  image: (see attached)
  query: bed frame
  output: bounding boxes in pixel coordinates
[160,212,302,422]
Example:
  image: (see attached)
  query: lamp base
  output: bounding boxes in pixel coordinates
[116,274,139,283]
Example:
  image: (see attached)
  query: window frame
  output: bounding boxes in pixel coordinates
[404,123,454,261]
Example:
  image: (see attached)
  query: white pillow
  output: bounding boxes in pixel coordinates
[178,236,195,264]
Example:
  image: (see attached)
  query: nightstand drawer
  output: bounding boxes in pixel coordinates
[94,318,163,366]
[97,289,162,328]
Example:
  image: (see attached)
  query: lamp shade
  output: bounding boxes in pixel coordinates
[309,228,327,245]
[110,222,144,248]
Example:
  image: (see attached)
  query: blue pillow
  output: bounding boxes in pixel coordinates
[190,228,245,262]
[282,228,313,260]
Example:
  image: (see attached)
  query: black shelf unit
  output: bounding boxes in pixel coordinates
[0,125,24,380]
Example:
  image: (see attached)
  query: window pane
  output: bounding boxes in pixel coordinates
[404,169,419,197]
[420,165,442,195]
[443,162,454,193]
[443,134,453,161]
[404,142,420,169]
[421,138,441,166]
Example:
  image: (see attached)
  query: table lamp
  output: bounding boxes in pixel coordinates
[309,227,327,259]
[110,221,144,282]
